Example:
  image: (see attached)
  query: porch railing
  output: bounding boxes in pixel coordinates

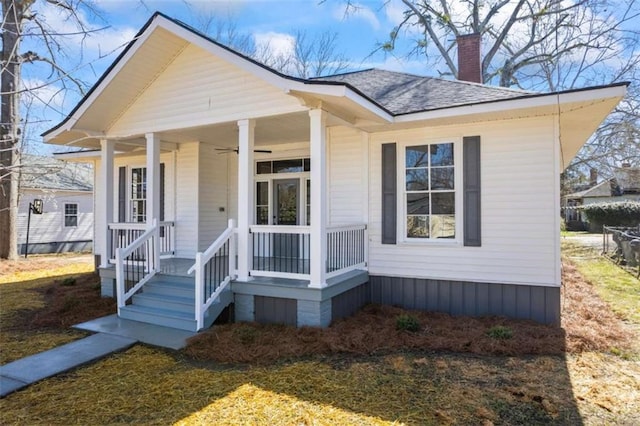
[250,225,311,280]
[108,221,175,262]
[326,224,367,279]
[115,219,159,310]
[188,219,237,331]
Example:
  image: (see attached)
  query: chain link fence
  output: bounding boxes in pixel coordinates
[603,225,640,277]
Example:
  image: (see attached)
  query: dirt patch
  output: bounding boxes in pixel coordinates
[186,262,635,364]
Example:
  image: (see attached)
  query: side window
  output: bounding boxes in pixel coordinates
[64,203,78,227]
[405,143,456,239]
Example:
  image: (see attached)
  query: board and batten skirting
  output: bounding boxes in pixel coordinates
[369,275,560,325]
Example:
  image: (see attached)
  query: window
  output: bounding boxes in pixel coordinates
[256,158,310,174]
[306,179,311,226]
[256,181,269,224]
[131,167,146,222]
[64,203,78,227]
[405,143,455,239]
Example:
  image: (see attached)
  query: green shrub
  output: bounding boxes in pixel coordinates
[486,325,513,340]
[580,201,640,228]
[396,314,420,332]
[60,277,76,287]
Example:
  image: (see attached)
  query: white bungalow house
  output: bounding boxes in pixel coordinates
[44,13,627,331]
[17,155,93,255]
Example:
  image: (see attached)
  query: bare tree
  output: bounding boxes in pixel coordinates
[334,0,639,188]
[1,0,104,259]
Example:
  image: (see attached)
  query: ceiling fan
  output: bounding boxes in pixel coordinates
[215,147,272,154]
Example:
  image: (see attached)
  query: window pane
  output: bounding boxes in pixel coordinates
[407,215,429,238]
[406,146,429,168]
[257,161,272,174]
[273,159,303,173]
[65,216,78,227]
[303,158,310,171]
[65,204,77,215]
[430,215,455,238]
[430,167,454,190]
[432,192,455,215]
[407,193,429,214]
[406,169,429,191]
[256,206,268,225]
[431,143,454,166]
[256,182,268,205]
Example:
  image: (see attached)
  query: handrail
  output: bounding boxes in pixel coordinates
[326,223,368,279]
[109,221,175,261]
[189,219,236,330]
[115,219,159,309]
[250,225,311,234]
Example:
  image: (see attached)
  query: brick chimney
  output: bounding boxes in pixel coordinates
[457,33,482,83]
[589,168,598,186]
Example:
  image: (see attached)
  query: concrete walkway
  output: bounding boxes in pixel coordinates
[0,315,198,398]
[0,333,136,397]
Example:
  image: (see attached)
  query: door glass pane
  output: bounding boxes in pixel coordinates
[306,179,310,225]
[275,181,298,225]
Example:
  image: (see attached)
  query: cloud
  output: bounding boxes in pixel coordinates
[253,31,296,60]
[333,2,380,30]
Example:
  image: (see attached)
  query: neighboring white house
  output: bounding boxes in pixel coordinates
[17,155,93,255]
[44,13,627,331]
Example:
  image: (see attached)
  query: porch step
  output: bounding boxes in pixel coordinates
[119,274,233,332]
[119,304,197,331]
[132,292,194,314]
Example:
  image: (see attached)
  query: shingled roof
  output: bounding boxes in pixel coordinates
[313,69,532,115]
[20,155,93,192]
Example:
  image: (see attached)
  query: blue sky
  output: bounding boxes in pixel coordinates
[22,0,424,152]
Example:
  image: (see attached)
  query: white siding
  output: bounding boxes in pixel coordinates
[17,189,93,245]
[366,116,559,287]
[198,144,229,250]
[328,126,366,225]
[108,43,304,136]
[175,143,199,257]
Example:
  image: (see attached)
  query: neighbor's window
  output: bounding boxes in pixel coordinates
[405,143,455,239]
[131,167,147,222]
[64,203,78,227]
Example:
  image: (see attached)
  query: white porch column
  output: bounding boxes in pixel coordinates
[309,109,327,288]
[99,139,114,268]
[237,119,255,281]
[145,132,161,267]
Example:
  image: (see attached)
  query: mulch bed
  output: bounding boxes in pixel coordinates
[8,273,116,331]
[185,259,635,364]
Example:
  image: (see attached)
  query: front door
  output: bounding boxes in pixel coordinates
[273,179,299,259]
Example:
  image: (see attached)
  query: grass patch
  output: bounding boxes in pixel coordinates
[562,240,640,325]
[487,325,513,340]
[0,269,115,363]
[395,313,420,332]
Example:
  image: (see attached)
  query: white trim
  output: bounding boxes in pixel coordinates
[250,270,310,280]
[309,109,328,288]
[394,85,628,124]
[237,119,256,281]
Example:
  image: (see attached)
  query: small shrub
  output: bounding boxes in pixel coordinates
[233,324,260,344]
[396,314,420,332]
[60,278,76,287]
[487,325,513,340]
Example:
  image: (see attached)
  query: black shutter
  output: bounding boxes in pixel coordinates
[160,163,165,222]
[463,136,481,246]
[118,166,126,222]
[381,143,397,244]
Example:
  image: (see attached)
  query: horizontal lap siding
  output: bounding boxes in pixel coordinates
[199,144,229,250]
[368,117,558,287]
[329,127,364,225]
[17,190,93,246]
[109,44,304,136]
[175,143,198,256]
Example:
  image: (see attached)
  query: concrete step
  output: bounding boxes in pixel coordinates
[132,292,195,314]
[119,305,197,332]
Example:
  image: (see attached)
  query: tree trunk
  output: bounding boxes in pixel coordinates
[0,0,24,259]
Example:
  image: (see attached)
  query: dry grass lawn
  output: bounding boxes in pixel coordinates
[1,244,639,425]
